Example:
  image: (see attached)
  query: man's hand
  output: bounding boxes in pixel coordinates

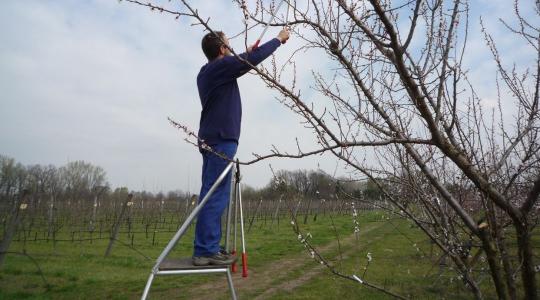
[277,27,290,44]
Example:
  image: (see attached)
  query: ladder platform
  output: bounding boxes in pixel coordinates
[158,258,231,271]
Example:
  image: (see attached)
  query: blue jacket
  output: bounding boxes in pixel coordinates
[197,38,281,146]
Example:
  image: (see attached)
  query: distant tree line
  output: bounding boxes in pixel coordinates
[242,169,384,202]
[1,154,385,208]
[0,155,107,204]
[0,155,193,209]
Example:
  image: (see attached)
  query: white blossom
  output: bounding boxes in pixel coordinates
[352,274,363,284]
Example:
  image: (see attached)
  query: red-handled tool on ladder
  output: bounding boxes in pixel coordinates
[231,167,238,273]
[235,160,249,277]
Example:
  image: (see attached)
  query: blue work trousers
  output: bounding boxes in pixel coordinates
[193,142,237,257]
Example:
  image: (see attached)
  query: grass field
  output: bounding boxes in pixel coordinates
[0,211,498,299]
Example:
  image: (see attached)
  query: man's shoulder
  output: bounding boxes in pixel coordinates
[197,64,210,82]
[198,58,238,81]
[198,63,208,75]
[198,59,227,75]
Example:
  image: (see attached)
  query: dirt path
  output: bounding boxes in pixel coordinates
[186,222,384,299]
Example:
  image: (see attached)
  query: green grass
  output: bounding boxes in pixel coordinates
[272,218,472,300]
[0,211,508,299]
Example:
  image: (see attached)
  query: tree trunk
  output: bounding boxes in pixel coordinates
[478,229,508,300]
[104,194,132,257]
[515,222,538,300]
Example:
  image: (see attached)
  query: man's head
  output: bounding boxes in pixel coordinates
[201,31,231,61]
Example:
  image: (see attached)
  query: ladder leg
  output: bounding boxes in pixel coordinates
[226,268,238,300]
[154,162,234,269]
[141,272,155,300]
[225,165,235,252]
[238,176,248,278]
[232,172,239,272]
[236,162,248,277]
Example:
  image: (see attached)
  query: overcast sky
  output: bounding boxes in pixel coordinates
[0,0,534,193]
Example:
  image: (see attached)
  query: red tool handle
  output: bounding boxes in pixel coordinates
[231,250,237,273]
[242,252,248,277]
[252,40,261,50]
[252,38,287,50]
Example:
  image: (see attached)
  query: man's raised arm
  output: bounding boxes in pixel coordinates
[223,28,290,78]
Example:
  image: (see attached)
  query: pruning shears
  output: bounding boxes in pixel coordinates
[252,0,289,49]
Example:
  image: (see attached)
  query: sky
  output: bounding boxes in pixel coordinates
[0,0,534,193]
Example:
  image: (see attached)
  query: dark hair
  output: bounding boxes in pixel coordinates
[201,31,225,61]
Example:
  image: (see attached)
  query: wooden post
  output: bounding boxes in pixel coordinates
[47,195,54,241]
[0,190,29,268]
[104,193,133,257]
[271,195,282,227]
[247,198,262,233]
[313,198,323,222]
[303,196,313,225]
[293,198,302,219]
[91,195,98,232]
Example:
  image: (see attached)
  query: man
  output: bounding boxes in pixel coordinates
[193,28,290,266]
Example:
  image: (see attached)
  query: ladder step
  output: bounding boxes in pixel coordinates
[158,258,231,271]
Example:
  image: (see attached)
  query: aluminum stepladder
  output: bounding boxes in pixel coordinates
[141,160,245,300]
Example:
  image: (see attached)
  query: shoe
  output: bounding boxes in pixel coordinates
[208,252,237,265]
[192,256,210,266]
[192,252,237,266]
